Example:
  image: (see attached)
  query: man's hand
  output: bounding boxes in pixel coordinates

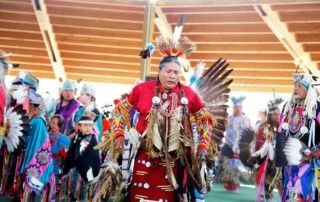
[114,136,124,154]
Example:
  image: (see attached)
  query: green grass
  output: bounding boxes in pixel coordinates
[206,182,281,202]
[0,183,281,202]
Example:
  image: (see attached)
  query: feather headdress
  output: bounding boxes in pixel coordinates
[140,15,196,59]
[0,50,20,69]
[267,97,284,114]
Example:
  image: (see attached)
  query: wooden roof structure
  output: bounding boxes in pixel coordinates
[1,0,319,93]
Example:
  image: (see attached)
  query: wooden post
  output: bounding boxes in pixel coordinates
[140,0,156,81]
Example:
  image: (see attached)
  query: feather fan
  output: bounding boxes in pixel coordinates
[3,104,30,152]
[238,128,255,168]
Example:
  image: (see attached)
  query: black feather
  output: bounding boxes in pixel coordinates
[221,144,234,158]
[240,129,255,144]
[21,124,31,131]
[21,116,29,124]
[275,132,288,167]
[202,58,223,78]
[239,149,254,169]
[139,49,150,59]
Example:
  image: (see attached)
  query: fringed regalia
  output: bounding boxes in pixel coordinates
[222,113,251,184]
[49,132,70,200]
[93,15,233,202]
[239,96,284,201]
[19,116,54,201]
[97,80,215,202]
[277,74,320,202]
[0,51,32,200]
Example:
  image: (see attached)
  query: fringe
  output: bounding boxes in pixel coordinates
[59,175,68,201]
[145,110,158,158]
[95,101,131,159]
[92,163,123,202]
[94,132,115,158]
[196,112,216,131]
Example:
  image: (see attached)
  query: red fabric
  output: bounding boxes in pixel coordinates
[126,80,205,135]
[255,158,267,185]
[255,127,266,152]
[102,118,111,133]
[118,81,206,201]
[0,85,5,125]
[129,149,180,201]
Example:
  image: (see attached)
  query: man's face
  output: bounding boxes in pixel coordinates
[158,62,181,91]
[293,83,308,101]
[62,90,74,101]
[233,104,242,115]
[79,123,93,135]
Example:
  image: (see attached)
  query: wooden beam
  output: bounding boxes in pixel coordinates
[60,52,140,63]
[231,77,293,85]
[180,23,272,33]
[0,20,40,32]
[161,5,255,13]
[166,13,263,23]
[230,85,293,93]
[150,52,293,62]
[0,47,48,57]
[32,0,66,81]
[287,22,320,32]
[0,11,37,22]
[0,1,33,13]
[176,34,280,43]
[279,11,320,22]
[296,33,320,42]
[311,53,320,61]
[0,30,43,41]
[10,55,51,65]
[154,6,173,39]
[60,50,293,62]
[303,44,320,52]
[194,43,287,52]
[13,63,52,72]
[157,0,320,6]
[140,0,156,80]
[9,69,55,79]
[58,44,139,55]
[272,3,320,11]
[254,5,319,76]
[65,66,140,78]
[63,59,140,71]
[50,16,143,31]
[53,25,142,40]
[0,38,46,49]
[46,6,144,22]
[55,34,141,48]
[45,0,144,12]
[67,73,137,85]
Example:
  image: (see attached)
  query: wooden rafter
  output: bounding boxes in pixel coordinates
[157,0,320,6]
[254,4,319,77]
[32,0,66,81]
